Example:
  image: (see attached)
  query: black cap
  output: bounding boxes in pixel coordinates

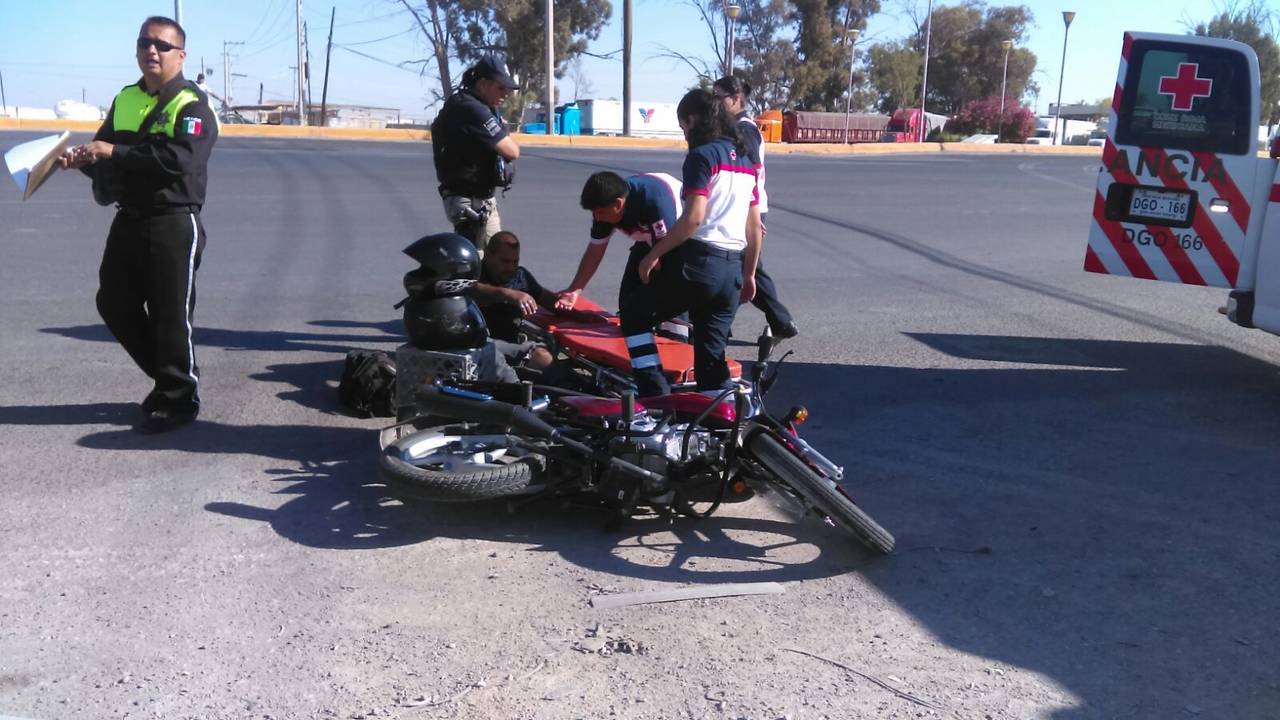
[473,56,519,90]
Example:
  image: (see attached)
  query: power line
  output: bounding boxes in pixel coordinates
[342,28,415,46]
[333,44,423,74]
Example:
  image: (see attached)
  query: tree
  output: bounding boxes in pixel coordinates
[396,0,467,105]
[397,0,612,117]
[946,94,1035,141]
[786,0,881,111]
[912,1,1037,115]
[866,39,921,113]
[650,1,883,112]
[1193,1,1280,126]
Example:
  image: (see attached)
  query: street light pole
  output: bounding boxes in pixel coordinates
[723,4,741,75]
[1053,11,1075,146]
[844,29,861,144]
[546,0,554,135]
[919,0,934,142]
[998,39,1013,142]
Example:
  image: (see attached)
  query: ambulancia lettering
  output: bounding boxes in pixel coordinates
[1107,148,1225,184]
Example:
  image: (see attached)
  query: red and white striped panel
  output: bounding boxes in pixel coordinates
[1085,32,1252,289]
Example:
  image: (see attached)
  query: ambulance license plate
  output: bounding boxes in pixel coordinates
[1128,188,1193,223]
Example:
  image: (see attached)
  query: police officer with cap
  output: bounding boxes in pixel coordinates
[59,15,218,434]
[431,56,521,249]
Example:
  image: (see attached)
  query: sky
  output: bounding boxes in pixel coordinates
[0,0,1245,122]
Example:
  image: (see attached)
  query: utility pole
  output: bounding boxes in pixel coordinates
[843,29,860,144]
[1053,11,1076,146]
[320,7,335,127]
[919,0,933,142]
[304,21,314,124]
[622,0,632,136]
[545,0,554,135]
[222,40,245,118]
[0,69,7,117]
[296,0,307,126]
[174,0,182,25]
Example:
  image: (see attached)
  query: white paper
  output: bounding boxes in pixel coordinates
[4,131,71,200]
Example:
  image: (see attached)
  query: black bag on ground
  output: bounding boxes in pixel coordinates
[338,350,397,417]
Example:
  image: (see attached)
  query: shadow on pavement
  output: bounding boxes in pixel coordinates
[74,416,862,585]
[55,323,1280,717]
[0,401,137,426]
[757,335,1280,720]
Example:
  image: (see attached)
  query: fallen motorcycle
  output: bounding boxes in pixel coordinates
[378,300,895,554]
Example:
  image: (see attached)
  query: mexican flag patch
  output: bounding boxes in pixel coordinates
[184,117,203,136]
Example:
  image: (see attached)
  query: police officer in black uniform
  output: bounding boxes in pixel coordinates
[431,56,521,249]
[60,16,218,433]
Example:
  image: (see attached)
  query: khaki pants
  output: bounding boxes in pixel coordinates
[442,195,501,252]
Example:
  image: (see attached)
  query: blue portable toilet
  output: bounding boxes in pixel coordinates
[557,103,580,135]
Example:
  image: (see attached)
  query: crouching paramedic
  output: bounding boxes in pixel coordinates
[558,171,690,341]
[619,89,762,397]
[58,15,218,433]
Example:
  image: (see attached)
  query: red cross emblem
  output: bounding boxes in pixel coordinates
[1157,62,1213,112]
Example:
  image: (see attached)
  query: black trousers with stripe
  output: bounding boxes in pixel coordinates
[748,214,793,331]
[97,209,205,415]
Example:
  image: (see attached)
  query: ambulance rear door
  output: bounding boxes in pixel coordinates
[1085,32,1261,289]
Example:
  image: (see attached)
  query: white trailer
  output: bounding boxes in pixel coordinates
[579,99,683,138]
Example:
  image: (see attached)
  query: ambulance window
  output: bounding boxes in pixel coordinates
[1115,41,1252,155]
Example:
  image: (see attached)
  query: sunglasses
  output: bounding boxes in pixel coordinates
[136,38,183,53]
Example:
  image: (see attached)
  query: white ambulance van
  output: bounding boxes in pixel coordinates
[1084,32,1280,333]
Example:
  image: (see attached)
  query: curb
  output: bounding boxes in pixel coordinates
[0,117,1106,156]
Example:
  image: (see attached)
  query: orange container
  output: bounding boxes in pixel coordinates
[755,110,783,143]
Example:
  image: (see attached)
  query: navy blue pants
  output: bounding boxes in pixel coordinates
[618,243,742,397]
[619,243,691,334]
[97,209,205,415]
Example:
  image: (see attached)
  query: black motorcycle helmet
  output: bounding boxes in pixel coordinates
[401,232,489,350]
[403,295,489,350]
[402,232,480,298]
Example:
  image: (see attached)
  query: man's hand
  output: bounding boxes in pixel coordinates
[58,145,96,170]
[554,289,580,311]
[637,253,662,284]
[508,289,539,316]
[740,274,757,304]
[80,141,114,163]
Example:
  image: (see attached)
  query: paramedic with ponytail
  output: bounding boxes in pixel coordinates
[619,88,763,398]
[58,16,218,434]
[713,74,797,339]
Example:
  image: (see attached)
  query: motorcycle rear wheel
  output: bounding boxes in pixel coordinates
[379,421,546,501]
[748,433,895,554]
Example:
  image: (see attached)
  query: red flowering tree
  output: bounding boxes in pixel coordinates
[946,95,1036,142]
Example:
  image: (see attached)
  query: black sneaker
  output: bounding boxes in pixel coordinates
[139,408,197,434]
[770,321,799,339]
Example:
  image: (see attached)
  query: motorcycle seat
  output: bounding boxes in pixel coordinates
[530,302,742,385]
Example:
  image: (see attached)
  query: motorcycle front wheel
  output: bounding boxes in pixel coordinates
[747,432,895,554]
[379,420,546,501]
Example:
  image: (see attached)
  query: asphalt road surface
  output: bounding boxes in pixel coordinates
[2,134,1278,720]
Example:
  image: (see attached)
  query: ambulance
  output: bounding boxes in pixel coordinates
[1084,32,1280,334]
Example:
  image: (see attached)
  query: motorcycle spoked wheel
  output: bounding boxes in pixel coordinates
[746,432,895,554]
[378,420,547,501]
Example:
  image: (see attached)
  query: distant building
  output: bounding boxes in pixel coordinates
[228,101,402,128]
[1048,103,1106,121]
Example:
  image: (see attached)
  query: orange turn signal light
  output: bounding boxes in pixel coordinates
[785,406,809,425]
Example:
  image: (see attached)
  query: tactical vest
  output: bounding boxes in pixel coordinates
[112,84,200,137]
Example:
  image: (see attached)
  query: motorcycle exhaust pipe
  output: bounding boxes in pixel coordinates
[416,385,666,486]
[416,385,558,440]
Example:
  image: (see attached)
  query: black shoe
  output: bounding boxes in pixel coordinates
[140,393,162,414]
[770,321,799,339]
[139,408,197,434]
